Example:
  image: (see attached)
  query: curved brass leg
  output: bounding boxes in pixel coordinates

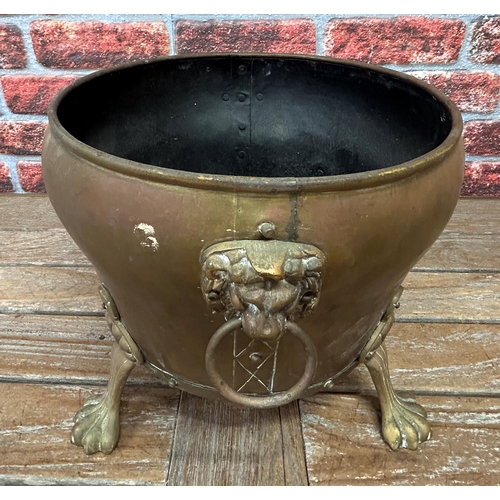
[360,288,431,450]
[71,343,136,454]
[71,284,143,455]
[364,343,431,450]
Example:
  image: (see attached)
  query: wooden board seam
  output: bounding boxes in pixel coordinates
[412,268,500,273]
[0,264,93,268]
[0,475,161,486]
[0,310,104,317]
[280,401,310,486]
[319,388,500,398]
[396,318,500,325]
[165,394,182,486]
[0,376,169,389]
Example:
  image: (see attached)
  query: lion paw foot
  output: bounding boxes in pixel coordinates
[71,393,120,455]
[382,396,431,451]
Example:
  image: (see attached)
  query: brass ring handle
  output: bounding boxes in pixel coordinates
[205,317,317,409]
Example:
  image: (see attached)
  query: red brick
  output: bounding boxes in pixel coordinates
[1,75,77,115]
[463,121,500,156]
[30,20,170,69]
[324,17,465,64]
[461,162,500,197]
[176,19,316,54]
[469,16,500,64]
[0,162,14,193]
[17,161,45,193]
[0,121,47,155]
[0,24,27,69]
[407,71,500,113]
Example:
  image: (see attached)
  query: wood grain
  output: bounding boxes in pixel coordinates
[1,195,499,486]
[415,233,500,272]
[0,195,63,230]
[407,198,500,271]
[279,401,309,485]
[0,382,179,485]
[1,197,499,273]
[4,227,498,272]
[167,392,285,486]
[443,198,500,235]
[300,393,500,485]
[0,229,91,267]
[2,265,498,321]
[400,272,500,323]
[2,315,498,396]
[0,314,158,385]
[0,266,101,315]
[332,322,500,396]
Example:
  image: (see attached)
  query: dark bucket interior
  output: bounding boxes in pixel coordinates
[57,55,452,178]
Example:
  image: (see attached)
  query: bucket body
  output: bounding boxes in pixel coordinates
[42,54,464,405]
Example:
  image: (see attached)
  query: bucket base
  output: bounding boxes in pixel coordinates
[69,285,430,455]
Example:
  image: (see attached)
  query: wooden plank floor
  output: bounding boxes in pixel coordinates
[0,196,499,485]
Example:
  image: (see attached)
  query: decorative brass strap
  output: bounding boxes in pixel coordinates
[360,286,403,363]
[71,284,143,455]
[99,284,144,365]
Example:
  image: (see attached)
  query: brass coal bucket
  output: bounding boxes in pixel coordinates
[42,53,464,455]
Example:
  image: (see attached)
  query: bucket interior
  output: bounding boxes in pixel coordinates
[57,55,452,178]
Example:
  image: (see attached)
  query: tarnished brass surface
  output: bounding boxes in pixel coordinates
[205,318,317,409]
[200,235,325,406]
[358,288,431,450]
[99,284,144,365]
[71,285,142,455]
[42,53,464,452]
[201,237,325,339]
[360,286,402,362]
[364,343,431,450]
[42,139,464,394]
[201,238,325,338]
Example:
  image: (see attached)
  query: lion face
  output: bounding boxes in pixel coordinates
[201,240,325,340]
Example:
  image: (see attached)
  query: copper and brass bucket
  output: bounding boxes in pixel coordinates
[41,53,464,454]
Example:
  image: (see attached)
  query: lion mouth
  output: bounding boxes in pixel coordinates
[241,306,285,341]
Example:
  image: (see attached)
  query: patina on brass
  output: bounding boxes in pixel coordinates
[206,318,317,409]
[358,287,431,450]
[200,236,326,339]
[201,231,325,408]
[71,285,143,455]
[41,53,465,455]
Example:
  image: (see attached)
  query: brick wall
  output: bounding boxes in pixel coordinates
[0,14,499,196]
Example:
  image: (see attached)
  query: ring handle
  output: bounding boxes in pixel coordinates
[205,317,317,409]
